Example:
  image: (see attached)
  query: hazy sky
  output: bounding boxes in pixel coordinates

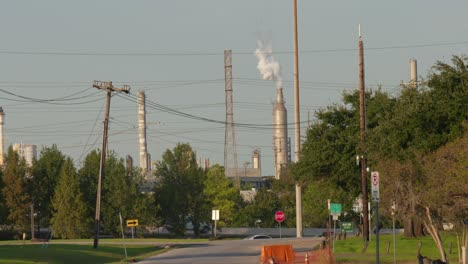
[1,1,467,176]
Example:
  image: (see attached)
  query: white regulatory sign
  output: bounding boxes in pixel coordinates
[371,171,380,202]
[212,209,219,221]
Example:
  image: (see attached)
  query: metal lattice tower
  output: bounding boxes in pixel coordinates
[224,50,239,187]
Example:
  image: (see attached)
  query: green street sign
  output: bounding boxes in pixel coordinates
[330,203,342,214]
[341,222,353,232]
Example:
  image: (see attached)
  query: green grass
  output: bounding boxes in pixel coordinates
[334,233,460,263]
[0,243,167,264]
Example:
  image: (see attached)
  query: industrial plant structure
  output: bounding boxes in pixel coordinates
[273,87,289,179]
[13,143,37,167]
[137,90,151,176]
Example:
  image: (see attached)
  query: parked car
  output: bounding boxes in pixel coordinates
[243,235,272,240]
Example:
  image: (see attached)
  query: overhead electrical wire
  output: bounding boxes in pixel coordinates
[0,41,466,56]
[117,92,309,130]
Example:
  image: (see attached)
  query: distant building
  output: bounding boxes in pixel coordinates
[13,143,37,167]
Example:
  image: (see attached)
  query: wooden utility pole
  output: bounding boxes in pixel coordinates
[292,0,303,238]
[92,80,130,249]
[358,26,369,242]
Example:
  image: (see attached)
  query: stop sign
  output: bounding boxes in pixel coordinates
[275,211,285,223]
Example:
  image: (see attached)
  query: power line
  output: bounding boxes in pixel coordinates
[0,41,466,56]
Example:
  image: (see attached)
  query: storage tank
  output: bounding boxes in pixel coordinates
[13,143,37,167]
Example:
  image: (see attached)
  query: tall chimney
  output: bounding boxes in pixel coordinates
[410,58,418,88]
[137,90,149,174]
[0,107,4,166]
[273,88,288,179]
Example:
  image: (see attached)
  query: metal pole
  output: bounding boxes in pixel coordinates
[119,213,127,259]
[214,220,217,238]
[376,202,380,264]
[280,222,282,239]
[392,213,396,264]
[369,202,371,242]
[333,219,336,252]
[30,204,35,240]
[292,0,303,239]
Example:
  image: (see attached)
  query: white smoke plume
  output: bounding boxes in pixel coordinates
[255,40,282,89]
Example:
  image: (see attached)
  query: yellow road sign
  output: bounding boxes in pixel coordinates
[126,219,138,227]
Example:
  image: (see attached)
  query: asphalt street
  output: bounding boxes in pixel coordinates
[139,237,324,264]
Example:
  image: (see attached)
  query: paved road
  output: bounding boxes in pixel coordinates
[139,237,324,264]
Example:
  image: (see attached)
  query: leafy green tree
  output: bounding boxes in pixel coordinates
[50,158,90,238]
[1,147,29,231]
[302,179,346,228]
[100,152,141,235]
[370,55,468,238]
[153,143,207,236]
[204,164,241,227]
[77,150,100,226]
[236,187,280,228]
[0,169,8,224]
[29,145,65,231]
[421,129,468,227]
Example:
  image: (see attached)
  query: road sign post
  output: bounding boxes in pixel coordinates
[119,213,127,258]
[329,203,342,252]
[275,211,285,238]
[212,209,219,238]
[126,219,139,227]
[371,171,380,264]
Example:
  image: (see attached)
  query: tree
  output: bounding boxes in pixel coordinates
[29,145,65,231]
[100,152,141,235]
[370,55,468,239]
[77,150,100,227]
[1,147,30,231]
[0,169,8,224]
[236,187,280,228]
[50,158,90,238]
[153,143,207,236]
[204,164,241,228]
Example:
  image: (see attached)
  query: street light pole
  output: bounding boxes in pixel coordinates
[292,0,303,239]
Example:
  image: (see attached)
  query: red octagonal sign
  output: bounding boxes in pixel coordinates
[275,211,285,223]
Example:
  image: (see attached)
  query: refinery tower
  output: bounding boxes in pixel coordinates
[273,87,288,179]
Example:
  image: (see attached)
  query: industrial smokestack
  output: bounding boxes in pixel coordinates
[0,107,4,166]
[273,88,288,179]
[252,148,261,176]
[137,90,149,174]
[410,58,418,88]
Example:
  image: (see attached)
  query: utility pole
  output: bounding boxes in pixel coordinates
[92,80,130,249]
[292,0,303,238]
[358,26,369,243]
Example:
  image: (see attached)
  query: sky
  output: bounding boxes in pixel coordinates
[0,1,467,176]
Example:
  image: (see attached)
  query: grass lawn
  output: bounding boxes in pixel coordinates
[0,243,167,264]
[334,233,460,263]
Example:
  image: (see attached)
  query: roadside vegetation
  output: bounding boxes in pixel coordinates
[334,233,460,263]
[0,243,167,264]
